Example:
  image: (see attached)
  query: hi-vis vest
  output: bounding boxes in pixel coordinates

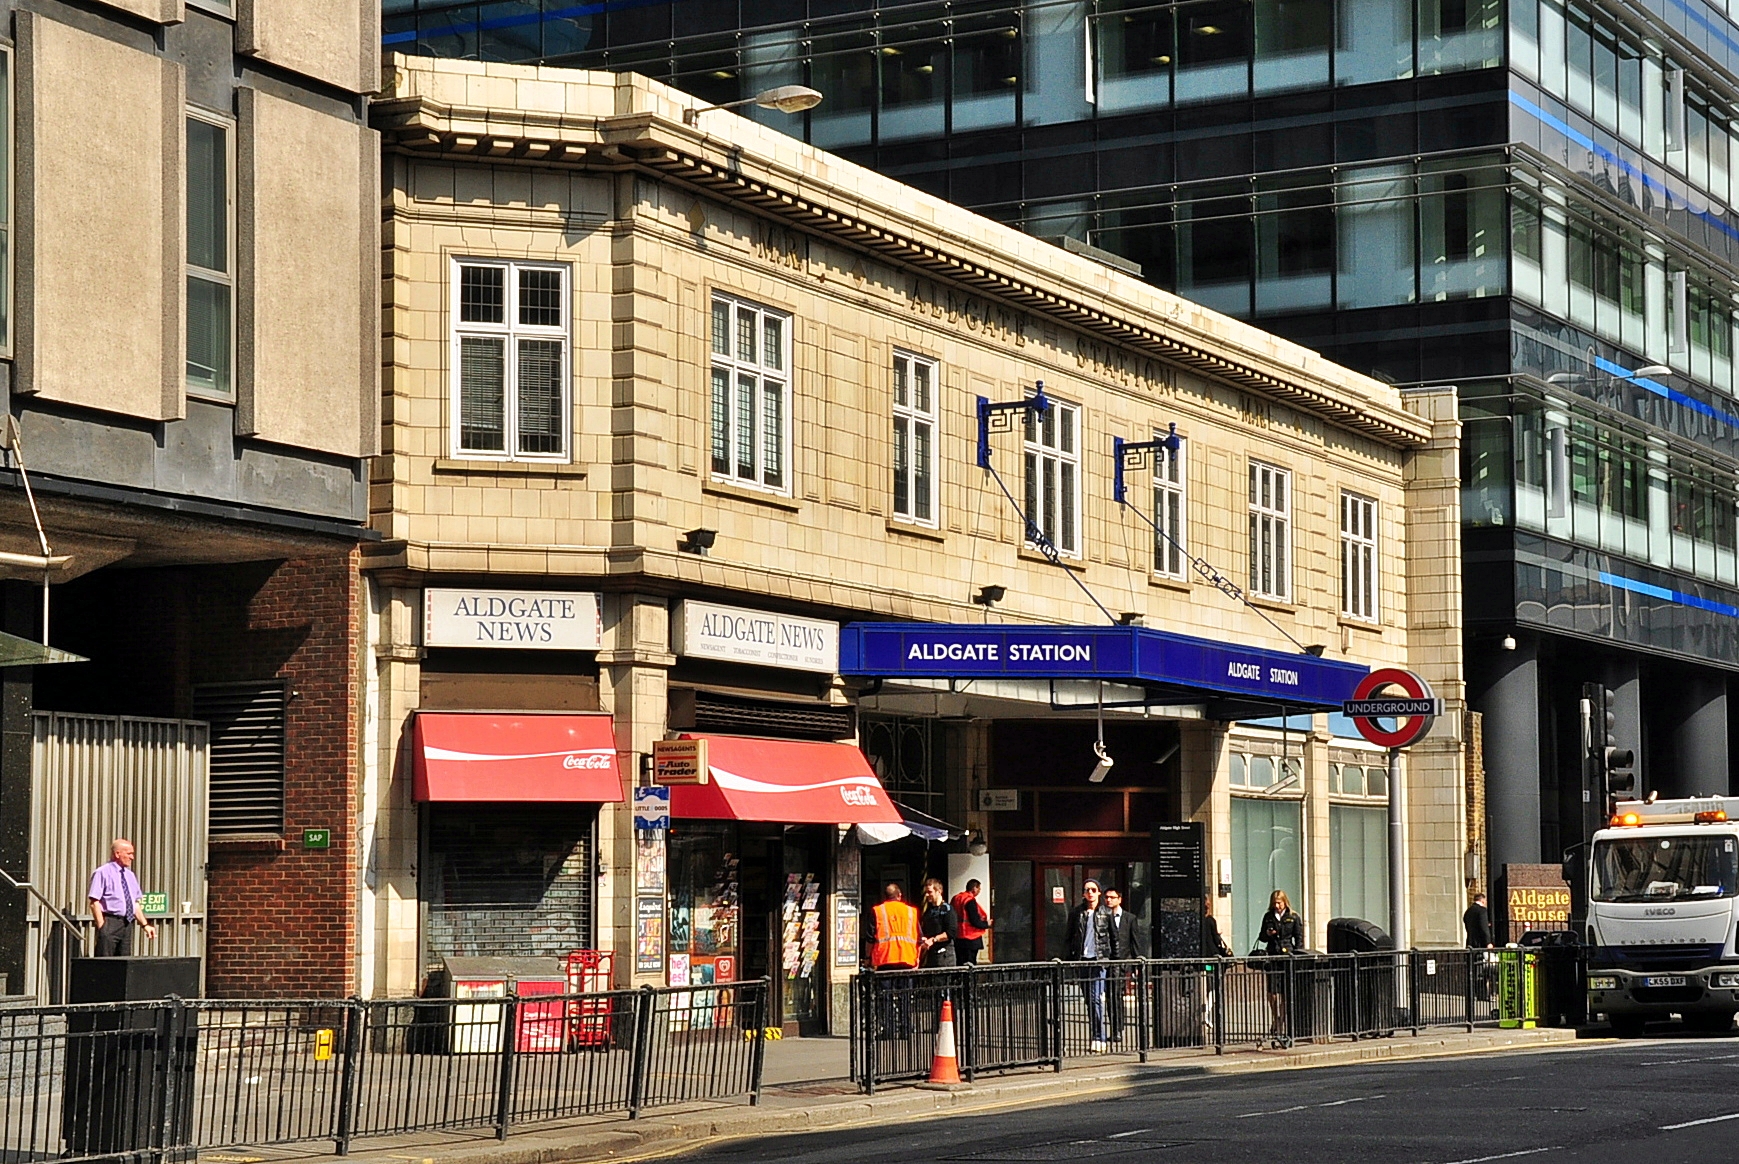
[952,891,990,941]
[871,900,921,968]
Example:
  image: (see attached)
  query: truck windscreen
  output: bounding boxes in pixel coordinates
[1593,834,1739,902]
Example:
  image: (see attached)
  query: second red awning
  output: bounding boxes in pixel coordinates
[413,712,625,803]
[669,734,901,825]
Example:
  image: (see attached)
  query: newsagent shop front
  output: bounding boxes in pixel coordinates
[411,711,622,991]
[657,734,902,1037]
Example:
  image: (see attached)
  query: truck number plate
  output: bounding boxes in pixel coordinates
[1643,975,1687,987]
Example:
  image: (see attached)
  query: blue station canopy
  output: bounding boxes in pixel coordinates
[839,622,1369,717]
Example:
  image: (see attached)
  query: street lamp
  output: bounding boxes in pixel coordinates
[682,85,824,126]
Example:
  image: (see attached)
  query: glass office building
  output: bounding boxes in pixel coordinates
[384,0,1739,881]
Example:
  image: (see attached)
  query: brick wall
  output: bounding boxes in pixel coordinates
[198,551,360,998]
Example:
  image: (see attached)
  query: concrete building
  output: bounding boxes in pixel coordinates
[387,0,1739,937]
[363,54,1464,1022]
[0,0,379,998]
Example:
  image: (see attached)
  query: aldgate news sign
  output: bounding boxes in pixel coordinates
[673,600,839,674]
[424,589,604,650]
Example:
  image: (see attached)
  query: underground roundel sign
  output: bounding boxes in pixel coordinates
[1344,668,1441,749]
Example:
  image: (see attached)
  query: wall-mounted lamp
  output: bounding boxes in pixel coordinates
[972,585,1006,607]
[1304,644,1327,657]
[968,832,988,857]
[682,84,824,126]
[678,528,717,555]
[1501,635,1517,651]
[1117,612,1144,626]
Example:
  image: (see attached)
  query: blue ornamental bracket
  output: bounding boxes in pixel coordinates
[1112,423,1181,505]
[976,381,1052,469]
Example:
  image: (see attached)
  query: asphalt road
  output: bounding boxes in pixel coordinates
[687,1035,1739,1164]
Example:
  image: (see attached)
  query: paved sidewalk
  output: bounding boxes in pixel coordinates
[224,1027,1585,1164]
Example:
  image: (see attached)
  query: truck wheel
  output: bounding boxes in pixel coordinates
[1686,1012,1736,1034]
[1608,1014,1647,1038]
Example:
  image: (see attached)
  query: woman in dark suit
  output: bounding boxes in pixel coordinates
[1258,889,1305,1043]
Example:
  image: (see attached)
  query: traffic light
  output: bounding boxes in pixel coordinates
[1585,684,1636,806]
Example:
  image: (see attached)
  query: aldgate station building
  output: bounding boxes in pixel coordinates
[358,53,1469,1031]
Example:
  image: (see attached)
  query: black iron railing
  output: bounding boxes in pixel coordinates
[0,981,768,1163]
[851,951,1506,1092]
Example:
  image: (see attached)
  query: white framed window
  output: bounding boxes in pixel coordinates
[186,109,235,399]
[450,259,570,460]
[1330,761,1390,799]
[1153,434,1186,577]
[1341,491,1378,621]
[1023,398,1081,557]
[1248,460,1291,600]
[710,293,790,493]
[892,351,938,525]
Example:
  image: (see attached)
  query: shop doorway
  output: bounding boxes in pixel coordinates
[692,824,827,1036]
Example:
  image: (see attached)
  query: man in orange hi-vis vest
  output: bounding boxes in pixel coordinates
[870,883,920,970]
[869,882,920,1040]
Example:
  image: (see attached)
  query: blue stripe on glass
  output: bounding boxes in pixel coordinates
[1661,0,1739,61]
[382,0,652,46]
[1507,90,1738,245]
[1588,355,1739,429]
[1599,570,1739,619]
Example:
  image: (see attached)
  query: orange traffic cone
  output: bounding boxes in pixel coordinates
[926,997,963,1086]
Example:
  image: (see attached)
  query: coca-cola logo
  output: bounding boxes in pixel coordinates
[563,753,613,770]
[840,786,877,806]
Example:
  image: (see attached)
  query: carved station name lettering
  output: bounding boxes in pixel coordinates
[907,278,1028,346]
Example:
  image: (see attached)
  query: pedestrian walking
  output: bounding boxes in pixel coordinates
[869,882,920,1038]
[1465,890,1495,1002]
[1257,889,1305,1045]
[1463,892,1493,948]
[1201,896,1233,958]
[1066,879,1118,1051]
[918,878,959,968]
[88,838,157,957]
[1103,888,1145,1044]
[951,879,991,966]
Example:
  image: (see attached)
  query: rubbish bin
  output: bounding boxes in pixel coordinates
[1521,931,1585,1028]
[62,957,201,1160]
[1497,949,1540,1028]
[1287,958,1334,1041]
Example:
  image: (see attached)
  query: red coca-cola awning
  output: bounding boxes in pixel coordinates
[669,734,901,825]
[412,713,624,803]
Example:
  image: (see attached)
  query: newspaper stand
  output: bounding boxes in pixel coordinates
[565,949,616,1048]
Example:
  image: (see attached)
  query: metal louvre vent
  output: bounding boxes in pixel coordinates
[690,692,855,740]
[192,681,288,836]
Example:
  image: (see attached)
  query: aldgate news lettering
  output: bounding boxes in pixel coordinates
[451,595,578,644]
[701,612,831,655]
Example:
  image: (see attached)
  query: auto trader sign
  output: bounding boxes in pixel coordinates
[424,588,603,650]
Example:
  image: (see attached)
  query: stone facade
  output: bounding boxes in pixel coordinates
[362,55,1467,998]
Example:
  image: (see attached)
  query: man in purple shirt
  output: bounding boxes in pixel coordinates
[87,838,157,956]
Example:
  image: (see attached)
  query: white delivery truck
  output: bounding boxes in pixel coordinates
[1585,797,1739,1036]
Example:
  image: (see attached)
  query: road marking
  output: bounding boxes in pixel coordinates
[1660,1111,1739,1130]
[1439,1148,1559,1164]
[1107,1129,1152,1139]
[1237,1094,1385,1118]
[1640,1053,1739,1066]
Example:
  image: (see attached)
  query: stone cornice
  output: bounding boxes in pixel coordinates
[372,76,1435,452]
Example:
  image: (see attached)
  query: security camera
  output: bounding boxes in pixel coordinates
[1088,741,1114,784]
